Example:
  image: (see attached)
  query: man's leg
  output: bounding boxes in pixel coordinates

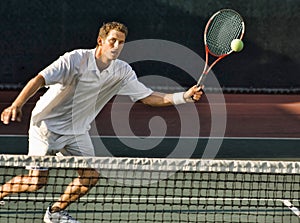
[43,132,98,222]
[49,132,99,211]
[0,169,49,200]
[49,168,99,212]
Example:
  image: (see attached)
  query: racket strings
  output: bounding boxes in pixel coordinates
[206,11,244,56]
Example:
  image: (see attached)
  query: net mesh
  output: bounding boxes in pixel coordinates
[206,9,244,56]
[0,155,300,223]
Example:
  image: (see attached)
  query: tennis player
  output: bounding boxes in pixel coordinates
[0,22,202,223]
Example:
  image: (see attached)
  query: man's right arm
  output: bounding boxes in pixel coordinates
[1,74,45,124]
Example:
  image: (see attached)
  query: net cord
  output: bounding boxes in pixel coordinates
[0,155,299,174]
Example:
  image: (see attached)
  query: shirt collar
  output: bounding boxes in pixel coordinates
[88,48,115,73]
[87,48,98,71]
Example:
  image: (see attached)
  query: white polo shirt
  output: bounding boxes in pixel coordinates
[31,48,153,135]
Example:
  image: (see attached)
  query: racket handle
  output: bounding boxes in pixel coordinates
[196,74,207,87]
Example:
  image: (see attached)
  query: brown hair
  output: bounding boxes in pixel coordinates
[98,22,128,40]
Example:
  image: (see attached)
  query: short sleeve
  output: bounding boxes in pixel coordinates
[39,51,78,86]
[117,69,153,102]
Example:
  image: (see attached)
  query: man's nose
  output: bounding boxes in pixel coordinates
[114,41,120,48]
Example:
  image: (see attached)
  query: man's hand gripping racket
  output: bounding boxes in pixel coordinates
[196,9,245,90]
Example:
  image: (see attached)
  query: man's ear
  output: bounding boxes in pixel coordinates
[97,37,103,46]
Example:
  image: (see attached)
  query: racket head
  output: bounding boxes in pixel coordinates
[204,9,245,57]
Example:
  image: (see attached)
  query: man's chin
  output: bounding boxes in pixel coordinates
[111,55,119,60]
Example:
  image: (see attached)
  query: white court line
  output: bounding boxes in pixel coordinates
[3,196,300,203]
[282,200,300,218]
[2,197,300,216]
[93,136,300,140]
[1,135,300,140]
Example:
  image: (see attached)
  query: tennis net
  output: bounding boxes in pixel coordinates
[0,155,299,223]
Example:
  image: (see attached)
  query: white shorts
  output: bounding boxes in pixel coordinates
[27,121,95,170]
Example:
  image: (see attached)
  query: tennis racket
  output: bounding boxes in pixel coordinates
[197,9,245,87]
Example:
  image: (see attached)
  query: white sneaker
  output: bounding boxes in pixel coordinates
[43,206,80,223]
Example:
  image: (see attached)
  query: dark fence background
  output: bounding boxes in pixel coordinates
[1,0,299,90]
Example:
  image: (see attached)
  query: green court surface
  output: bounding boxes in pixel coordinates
[0,136,300,222]
[0,135,299,159]
[1,167,300,223]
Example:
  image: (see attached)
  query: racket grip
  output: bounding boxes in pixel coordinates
[197,74,207,87]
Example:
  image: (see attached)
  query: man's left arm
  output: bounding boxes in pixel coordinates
[140,85,203,107]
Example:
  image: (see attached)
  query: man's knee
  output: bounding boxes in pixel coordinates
[28,170,49,191]
[78,169,99,187]
[34,177,48,190]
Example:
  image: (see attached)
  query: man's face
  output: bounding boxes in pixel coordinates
[98,30,126,61]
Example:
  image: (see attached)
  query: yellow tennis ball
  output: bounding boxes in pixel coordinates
[231,39,244,52]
